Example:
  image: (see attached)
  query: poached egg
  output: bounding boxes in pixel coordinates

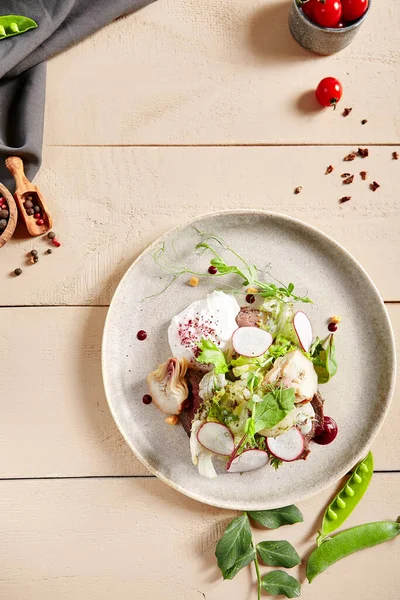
[168,291,240,366]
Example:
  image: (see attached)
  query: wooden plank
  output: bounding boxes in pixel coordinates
[0,475,399,599]
[43,0,400,146]
[1,145,399,305]
[0,305,398,478]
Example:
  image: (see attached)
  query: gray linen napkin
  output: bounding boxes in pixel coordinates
[0,0,155,190]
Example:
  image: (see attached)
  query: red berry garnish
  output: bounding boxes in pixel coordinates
[328,322,338,332]
[142,394,152,405]
[137,330,147,341]
[208,266,218,275]
[246,294,256,304]
[314,416,338,445]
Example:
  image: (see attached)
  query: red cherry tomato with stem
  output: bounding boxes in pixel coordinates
[313,0,342,28]
[341,0,368,21]
[316,77,343,109]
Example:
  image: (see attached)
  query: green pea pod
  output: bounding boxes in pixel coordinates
[317,451,374,545]
[307,520,400,582]
[0,15,38,40]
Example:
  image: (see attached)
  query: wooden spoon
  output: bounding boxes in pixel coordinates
[5,156,52,236]
[0,182,18,249]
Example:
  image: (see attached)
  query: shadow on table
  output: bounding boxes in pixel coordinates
[246,1,319,64]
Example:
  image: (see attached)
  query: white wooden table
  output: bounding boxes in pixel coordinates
[2,1,400,598]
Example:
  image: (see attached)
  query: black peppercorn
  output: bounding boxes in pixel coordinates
[47,231,56,240]
[46,249,52,254]
[34,205,41,214]
[26,208,35,216]
[24,200,33,209]
[0,209,9,219]
[30,249,38,257]
[0,219,7,230]
[14,268,22,276]
[33,256,39,263]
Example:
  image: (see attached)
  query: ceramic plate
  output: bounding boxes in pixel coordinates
[102,211,396,510]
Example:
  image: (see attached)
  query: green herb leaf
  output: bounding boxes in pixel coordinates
[223,546,256,580]
[270,456,283,470]
[261,571,301,598]
[311,334,338,384]
[253,387,296,432]
[248,506,303,529]
[215,515,252,579]
[197,339,228,374]
[257,541,301,568]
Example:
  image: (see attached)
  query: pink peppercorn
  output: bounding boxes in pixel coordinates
[34,212,40,219]
[37,219,44,225]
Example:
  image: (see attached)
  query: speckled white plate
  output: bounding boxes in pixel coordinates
[102,211,396,510]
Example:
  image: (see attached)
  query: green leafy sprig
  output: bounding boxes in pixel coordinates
[215,507,302,599]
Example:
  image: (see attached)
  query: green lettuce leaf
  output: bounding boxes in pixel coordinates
[197,339,228,374]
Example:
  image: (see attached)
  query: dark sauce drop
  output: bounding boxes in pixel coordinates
[314,416,338,445]
[142,394,152,405]
[137,330,147,341]
[246,294,256,304]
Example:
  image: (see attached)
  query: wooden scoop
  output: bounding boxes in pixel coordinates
[5,156,52,236]
[0,182,18,249]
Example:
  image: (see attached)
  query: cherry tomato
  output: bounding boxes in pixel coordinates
[313,0,342,28]
[341,0,368,21]
[301,0,318,20]
[315,77,343,108]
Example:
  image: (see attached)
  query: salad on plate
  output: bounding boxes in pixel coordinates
[145,233,339,478]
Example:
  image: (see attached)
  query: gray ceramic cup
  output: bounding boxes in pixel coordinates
[289,0,371,55]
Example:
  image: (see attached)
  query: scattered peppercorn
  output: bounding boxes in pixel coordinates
[341,173,351,178]
[0,219,7,230]
[208,265,218,274]
[361,119,368,125]
[14,268,22,276]
[47,231,55,239]
[52,240,61,247]
[26,208,35,216]
[393,152,399,160]
[344,153,356,162]
[358,148,369,158]
[33,256,39,263]
[343,108,352,117]
[370,181,380,192]
[30,249,38,257]
[46,249,52,254]
[343,175,354,185]
[360,171,368,180]
[294,186,302,194]
[0,209,8,219]
[326,165,334,174]
[339,196,351,204]
[328,322,338,332]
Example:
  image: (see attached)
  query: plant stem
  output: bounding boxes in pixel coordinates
[251,540,262,600]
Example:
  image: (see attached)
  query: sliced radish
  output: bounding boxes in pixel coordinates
[267,428,305,462]
[293,311,313,352]
[232,327,273,357]
[197,422,234,456]
[226,449,269,473]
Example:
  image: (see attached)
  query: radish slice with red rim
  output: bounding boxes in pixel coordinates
[266,428,305,462]
[196,422,234,456]
[232,327,273,357]
[226,449,269,473]
[293,311,313,352]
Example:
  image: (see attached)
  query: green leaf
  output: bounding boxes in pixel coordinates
[248,506,303,529]
[253,388,296,433]
[223,547,256,580]
[257,541,301,568]
[215,515,252,578]
[197,339,228,374]
[311,334,338,384]
[262,571,301,598]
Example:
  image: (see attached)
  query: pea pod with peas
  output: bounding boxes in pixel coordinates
[0,15,38,40]
[317,451,374,545]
